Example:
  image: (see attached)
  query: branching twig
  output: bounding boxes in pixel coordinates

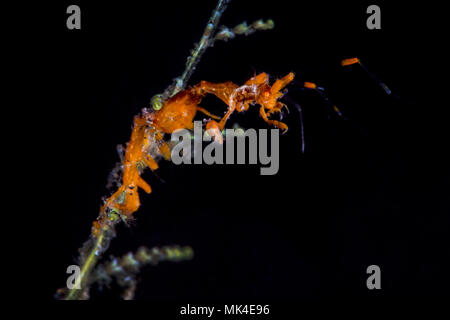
[93,246,194,300]
[214,19,274,42]
[160,0,231,101]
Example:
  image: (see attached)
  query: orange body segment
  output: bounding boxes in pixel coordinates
[304,82,317,89]
[341,57,360,66]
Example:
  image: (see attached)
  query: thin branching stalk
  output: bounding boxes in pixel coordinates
[161,0,231,100]
[65,231,104,300]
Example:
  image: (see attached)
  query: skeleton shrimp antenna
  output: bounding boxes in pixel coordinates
[342,57,392,96]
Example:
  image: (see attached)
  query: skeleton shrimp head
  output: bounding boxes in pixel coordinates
[203,72,295,142]
[253,72,295,133]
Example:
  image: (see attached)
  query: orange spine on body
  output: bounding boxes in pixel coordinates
[101,115,156,218]
[304,82,317,89]
[341,57,360,66]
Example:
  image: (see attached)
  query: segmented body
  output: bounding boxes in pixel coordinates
[94,72,294,234]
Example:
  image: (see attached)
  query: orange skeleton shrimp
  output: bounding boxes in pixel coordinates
[94,72,294,233]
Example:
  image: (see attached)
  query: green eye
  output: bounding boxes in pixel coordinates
[151,94,163,110]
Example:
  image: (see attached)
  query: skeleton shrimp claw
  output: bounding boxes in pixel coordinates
[205,120,224,144]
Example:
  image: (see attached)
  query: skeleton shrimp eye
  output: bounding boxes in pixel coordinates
[151,94,163,110]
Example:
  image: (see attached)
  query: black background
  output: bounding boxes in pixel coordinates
[24,0,449,301]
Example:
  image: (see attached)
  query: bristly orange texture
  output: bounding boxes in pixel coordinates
[93,72,294,235]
